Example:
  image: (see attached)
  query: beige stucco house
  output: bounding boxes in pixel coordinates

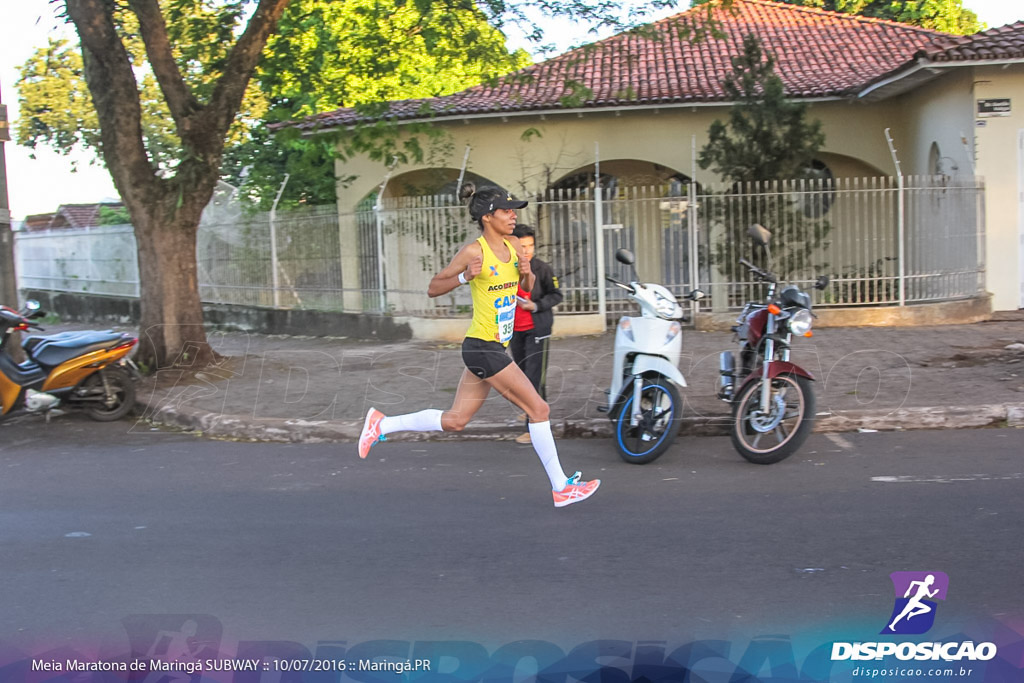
[292,0,1024,316]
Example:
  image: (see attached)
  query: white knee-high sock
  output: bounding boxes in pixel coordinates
[379,409,443,435]
[528,420,569,490]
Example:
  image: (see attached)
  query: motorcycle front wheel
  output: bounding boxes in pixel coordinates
[614,377,683,464]
[78,366,137,422]
[730,372,814,464]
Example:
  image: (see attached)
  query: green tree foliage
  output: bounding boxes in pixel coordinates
[798,0,982,33]
[222,0,532,209]
[694,0,983,35]
[262,0,531,117]
[699,34,830,282]
[15,39,101,158]
[17,13,266,172]
[19,0,294,370]
[97,205,133,225]
[699,34,825,183]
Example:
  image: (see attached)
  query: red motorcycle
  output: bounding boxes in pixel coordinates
[716,225,829,464]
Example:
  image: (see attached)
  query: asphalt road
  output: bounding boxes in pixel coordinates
[1,416,1022,679]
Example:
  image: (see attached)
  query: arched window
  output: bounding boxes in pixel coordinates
[550,169,694,198]
[551,171,617,199]
[433,172,501,199]
[799,159,835,218]
[928,142,958,177]
[928,142,942,176]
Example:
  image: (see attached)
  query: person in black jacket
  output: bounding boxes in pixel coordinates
[510,224,563,444]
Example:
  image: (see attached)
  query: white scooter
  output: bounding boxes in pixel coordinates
[599,249,705,464]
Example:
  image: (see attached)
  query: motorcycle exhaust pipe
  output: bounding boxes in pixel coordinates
[717,351,735,401]
[25,389,60,412]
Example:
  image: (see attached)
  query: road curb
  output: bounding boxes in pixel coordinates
[137,390,1024,443]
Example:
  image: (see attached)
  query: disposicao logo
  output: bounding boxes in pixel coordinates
[831,571,998,663]
[882,571,948,635]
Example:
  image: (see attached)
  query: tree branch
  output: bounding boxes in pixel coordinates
[203,0,292,143]
[64,0,158,202]
[127,0,199,126]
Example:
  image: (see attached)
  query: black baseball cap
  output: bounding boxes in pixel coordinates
[469,186,528,220]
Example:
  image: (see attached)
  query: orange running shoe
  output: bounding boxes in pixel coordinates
[552,471,600,508]
[358,407,386,459]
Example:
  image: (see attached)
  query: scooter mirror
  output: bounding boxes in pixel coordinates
[814,274,831,291]
[615,248,635,266]
[24,300,41,312]
[747,223,772,246]
[687,289,707,301]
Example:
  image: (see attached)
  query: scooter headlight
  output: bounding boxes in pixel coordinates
[788,308,813,337]
[618,318,634,342]
[654,292,680,319]
[664,322,682,345]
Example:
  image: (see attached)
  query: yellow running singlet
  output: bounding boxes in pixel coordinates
[465,236,520,345]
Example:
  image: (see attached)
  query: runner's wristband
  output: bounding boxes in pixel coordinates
[458,272,468,285]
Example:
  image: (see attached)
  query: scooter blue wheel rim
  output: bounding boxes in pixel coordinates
[616,383,675,458]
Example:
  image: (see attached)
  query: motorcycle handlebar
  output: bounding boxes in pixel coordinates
[605,275,635,292]
[738,258,776,283]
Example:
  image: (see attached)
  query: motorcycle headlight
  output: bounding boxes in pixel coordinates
[654,292,680,319]
[788,308,813,337]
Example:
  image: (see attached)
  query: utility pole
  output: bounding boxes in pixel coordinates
[0,78,18,308]
[1,78,26,363]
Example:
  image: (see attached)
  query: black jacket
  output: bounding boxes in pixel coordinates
[525,256,563,338]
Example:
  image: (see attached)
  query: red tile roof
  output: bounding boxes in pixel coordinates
[53,204,105,229]
[24,203,125,231]
[857,19,1024,98]
[22,213,57,232]
[291,0,959,131]
[922,20,1024,62]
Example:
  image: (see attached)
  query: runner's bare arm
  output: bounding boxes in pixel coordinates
[428,242,483,298]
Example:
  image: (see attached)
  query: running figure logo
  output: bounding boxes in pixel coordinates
[881,571,949,635]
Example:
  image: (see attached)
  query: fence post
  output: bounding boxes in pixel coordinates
[688,180,700,317]
[885,128,906,306]
[374,160,397,313]
[593,142,607,329]
[269,173,290,308]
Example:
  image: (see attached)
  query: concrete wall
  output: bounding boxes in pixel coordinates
[883,62,1024,310]
[696,293,992,331]
[897,69,975,176]
[22,290,414,342]
[972,64,1024,310]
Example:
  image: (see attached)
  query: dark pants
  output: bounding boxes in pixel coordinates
[509,330,551,401]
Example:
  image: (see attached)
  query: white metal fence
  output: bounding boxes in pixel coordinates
[15,175,985,319]
[15,224,140,298]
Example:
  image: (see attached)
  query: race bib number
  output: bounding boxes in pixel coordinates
[497,302,515,344]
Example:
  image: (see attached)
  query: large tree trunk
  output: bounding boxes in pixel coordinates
[64,0,292,371]
[131,188,218,371]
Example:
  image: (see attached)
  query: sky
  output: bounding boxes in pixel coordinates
[1,0,1022,221]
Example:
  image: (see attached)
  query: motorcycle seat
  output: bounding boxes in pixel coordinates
[29,331,131,368]
[23,330,108,353]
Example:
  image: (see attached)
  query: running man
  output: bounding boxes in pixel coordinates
[357,183,600,508]
[889,574,939,631]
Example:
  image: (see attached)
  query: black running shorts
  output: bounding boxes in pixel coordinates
[461,337,513,379]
